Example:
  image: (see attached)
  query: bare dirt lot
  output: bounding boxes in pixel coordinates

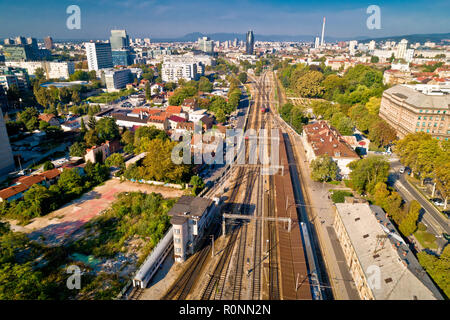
[6,179,186,246]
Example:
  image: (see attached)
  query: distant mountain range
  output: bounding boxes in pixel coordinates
[151,32,450,44]
[53,32,449,44]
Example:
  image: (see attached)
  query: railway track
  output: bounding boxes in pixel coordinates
[201,73,266,300]
[128,287,144,300]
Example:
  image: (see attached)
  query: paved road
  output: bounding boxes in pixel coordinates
[389,158,449,237]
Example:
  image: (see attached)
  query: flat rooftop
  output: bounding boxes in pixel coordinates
[168,195,213,218]
[335,203,442,300]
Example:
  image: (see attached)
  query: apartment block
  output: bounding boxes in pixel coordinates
[379,84,450,140]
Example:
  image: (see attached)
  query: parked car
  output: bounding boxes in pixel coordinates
[399,167,405,174]
[430,198,444,206]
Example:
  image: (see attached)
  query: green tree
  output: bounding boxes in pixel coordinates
[0,263,46,300]
[348,156,390,194]
[95,117,120,143]
[399,200,421,236]
[141,139,191,183]
[295,71,324,98]
[43,161,55,171]
[310,155,338,182]
[105,153,125,168]
[69,141,87,157]
[417,245,450,298]
[198,77,213,92]
[34,67,46,81]
[365,96,381,115]
[238,72,248,84]
[190,175,205,195]
[368,120,397,148]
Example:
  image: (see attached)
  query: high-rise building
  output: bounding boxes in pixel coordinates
[245,30,254,55]
[348,40,358,56]
[4,38,14,45]
[314,37,320,49]
[112,49,132,66]
[395,39,408,60]
[44,36,54,50]
[233,38,238,47]
[320,17,326,46]
[0,110,15,177]
[103,68,132,92]
[197,36,214,54]
[85,42,113,71]
[3,44,37,61]
[368,40,376,51]
[109,29,130,50]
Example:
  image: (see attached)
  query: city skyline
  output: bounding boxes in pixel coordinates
[1,0,449,40]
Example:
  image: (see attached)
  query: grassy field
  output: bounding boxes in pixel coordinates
[85,89,135,104]
[414,229,438,250]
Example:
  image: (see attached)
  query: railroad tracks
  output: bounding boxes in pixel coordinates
[128,287,144,300]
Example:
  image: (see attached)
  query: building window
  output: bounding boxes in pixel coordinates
[175,237,181,244]
[427,129,430,133]
[418,116,421,120]
[437,110,440,114]
[175,228,180,234]
[422,122,425,126]
[419,110,423,113]
[417,122,420,126]
[434,123,437,127]
[175,248,181,253]
[424,116,427,120]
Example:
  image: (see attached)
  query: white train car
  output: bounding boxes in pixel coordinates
[133,227,173,289]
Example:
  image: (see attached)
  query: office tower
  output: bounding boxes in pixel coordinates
[233,38,238,47]
[395,39,408,60]
[314,37,320,49]
[0,110,15,177]
[197,36,214,54]
[103,69,132,92]
[85,42,113,71]
[110,29,130,50]
[245,30,254,55]
[112,49,132,66]
[3,44,37,61]
[44,36,54,50]
[320,17,326,46]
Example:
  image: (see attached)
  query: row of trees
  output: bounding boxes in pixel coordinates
[395,133,450,208]
[279,103,308,133]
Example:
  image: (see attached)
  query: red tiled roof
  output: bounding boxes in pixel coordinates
[168,115,187,123]
[0,184,29,200]
[38,113,56,122]
[303,121,359,159]
[166,105,182,114]
[40,168,62,180]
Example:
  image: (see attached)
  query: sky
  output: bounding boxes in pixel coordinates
[0,0,449,40]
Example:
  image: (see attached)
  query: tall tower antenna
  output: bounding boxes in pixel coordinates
[320,17,326,46]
